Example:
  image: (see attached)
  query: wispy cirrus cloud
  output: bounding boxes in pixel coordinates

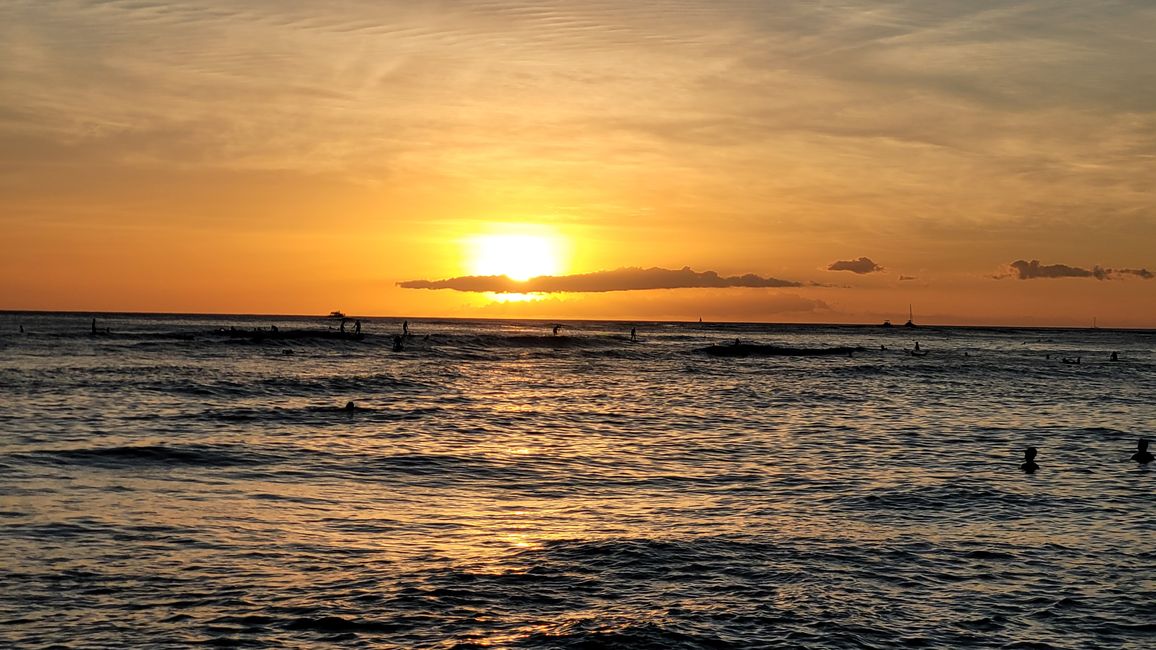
[399,266,803,293]
[1002,259,1154,280]
[827,257,883,274]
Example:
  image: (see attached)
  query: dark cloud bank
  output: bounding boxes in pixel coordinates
[827,257,883,274]
[399,266,803,293]
[1005,259,1153,281]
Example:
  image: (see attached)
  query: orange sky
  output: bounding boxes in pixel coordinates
[2,1,1154,327]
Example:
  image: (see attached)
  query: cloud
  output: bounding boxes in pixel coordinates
[827,257,883,274]
[1004,259,1154,280]
[399,266,803,293]
[1118,268,1155,279]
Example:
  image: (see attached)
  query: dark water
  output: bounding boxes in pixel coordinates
[1,312,1153,649]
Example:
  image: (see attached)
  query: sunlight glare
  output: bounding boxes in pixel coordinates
[468,234,561,282]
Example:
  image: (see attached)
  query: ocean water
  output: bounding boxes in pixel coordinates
[1,311,1153,649]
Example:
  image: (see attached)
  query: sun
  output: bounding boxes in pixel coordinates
[468,234,562,282]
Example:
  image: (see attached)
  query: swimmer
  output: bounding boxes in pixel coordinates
[392,335,404,352]
[1132,439,1154,464]
[553,324,561,336]
[1020,446,1040,473]
[344,401,357,411]
[1110,351,1119,362]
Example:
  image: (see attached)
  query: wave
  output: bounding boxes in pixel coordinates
[17,444,280,469]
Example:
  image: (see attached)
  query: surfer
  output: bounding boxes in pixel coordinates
[1020,447,1040,474]
[1110,351,1118,362]
[344,401,357,412]
[91,318,97,334]
[403,320,409,337]
[1132,439,1154,464]
[354,319,361,334]
[552,324,561,336]
[630,327,637,342]
[392,335,404,352]
[914,341,920,351]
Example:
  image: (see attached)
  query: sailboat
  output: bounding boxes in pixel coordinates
[903,305,917,328]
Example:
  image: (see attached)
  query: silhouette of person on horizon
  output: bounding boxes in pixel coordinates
[91,318,97,334]
[553,324,561,336]
[392,334,404,352]
[354,320,361,334]
[1021,447,1040,473]
[914,341,921,351]
[19,325,24,333]
[1110,351,1119,362]
[403,320,409,337]
[344,401,357,412]
[1132,439,1154,464]
[630,327,637,342]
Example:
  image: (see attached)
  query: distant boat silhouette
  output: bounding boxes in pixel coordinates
[328,310,346,319]
[904,305,917,328]
[881,319,893,328]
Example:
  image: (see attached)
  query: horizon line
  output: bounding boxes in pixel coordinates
[2,309,1152,332]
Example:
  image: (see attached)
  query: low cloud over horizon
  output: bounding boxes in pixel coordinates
[1004,259,1154,281]
[399,266,804,293]
[827,257,883,274]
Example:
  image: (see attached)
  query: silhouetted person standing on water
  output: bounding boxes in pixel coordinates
[552,324,561,336]
[630,327,637,342]
[91,318,97,334]
[1132,439,1154,465]
[1021,447,1040,473]
[402,320,409,337]
[354,320,361,334]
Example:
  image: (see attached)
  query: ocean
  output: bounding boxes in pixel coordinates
[1,311,1153,649]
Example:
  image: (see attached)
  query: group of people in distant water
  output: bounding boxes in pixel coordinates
[1021,439,1152,473]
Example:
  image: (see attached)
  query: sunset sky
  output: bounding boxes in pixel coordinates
[3,1,1154,326]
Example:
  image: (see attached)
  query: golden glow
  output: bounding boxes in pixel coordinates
[468,234,562,281]
[484,292,543,303]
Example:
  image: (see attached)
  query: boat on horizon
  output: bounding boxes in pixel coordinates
[904,305,917,328]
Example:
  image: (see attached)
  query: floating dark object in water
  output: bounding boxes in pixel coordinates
[1061,356,1081,365]
[700,343,862,358]
[881,320,893,328]
[1021,446,1040,473]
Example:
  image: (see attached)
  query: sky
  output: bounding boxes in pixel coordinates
[2,0,1155,327]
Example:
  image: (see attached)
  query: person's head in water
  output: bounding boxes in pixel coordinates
[1021,446,1039,473]
[344,401,356,411]
[1133,438,1154,464]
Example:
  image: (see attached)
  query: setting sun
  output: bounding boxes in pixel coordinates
[467,234,563,282]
